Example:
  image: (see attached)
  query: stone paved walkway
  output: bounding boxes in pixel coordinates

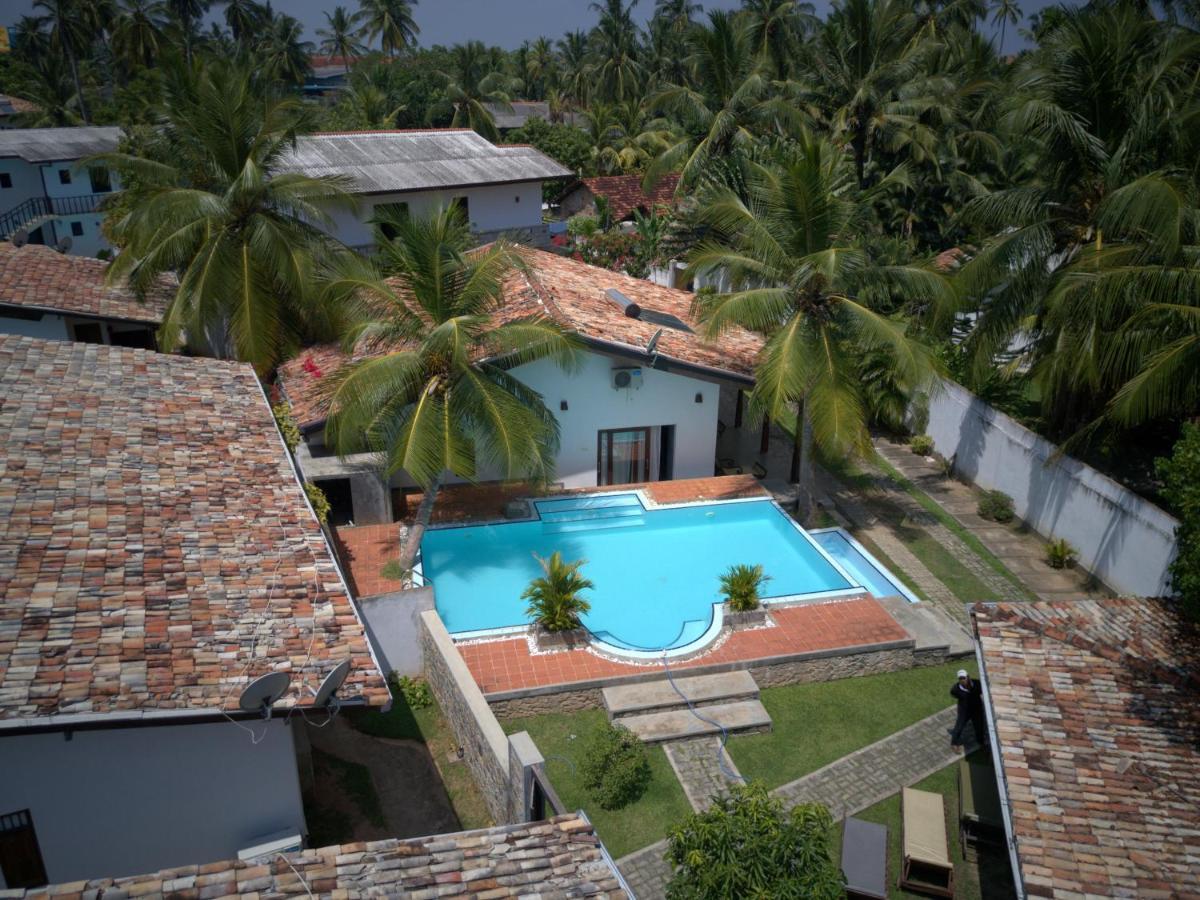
[873,437,1104,603]
[617,707,967,899]
[663,736,745,812]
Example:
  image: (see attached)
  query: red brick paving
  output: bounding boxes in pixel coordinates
[334,523,406,598]
[458,597,910,694]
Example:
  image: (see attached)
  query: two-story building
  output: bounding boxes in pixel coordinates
[0,335,389,889]
[0,127,121,258]
[275,129,573,251]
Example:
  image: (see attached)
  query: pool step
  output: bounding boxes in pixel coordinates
[604,671,760,720]
[616,699,772,744]
[542,516,645,535]
[539,505,646,525]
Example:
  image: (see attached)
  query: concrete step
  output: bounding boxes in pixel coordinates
[879,597,974,657]
[603,670,760,720]
[619,699,772,743]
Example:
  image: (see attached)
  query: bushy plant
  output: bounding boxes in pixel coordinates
[273,402,301,452]
[395,675,432,710]
[522,552,593,632]
[978,489,1015,523]
[567,214,599,238]
[1157,424,1200,619]
[581,723,651,810]
[718,564,770,612]
[909,434,935,455]
[1045,537,1077,569]
[305,481,331,524]
[935,452,955,479]
[666,783,844,899]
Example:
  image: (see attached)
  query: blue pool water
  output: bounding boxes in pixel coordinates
[810,528,917,602]
[421,494,857,651]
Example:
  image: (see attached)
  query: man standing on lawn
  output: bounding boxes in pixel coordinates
[950,669,986,751]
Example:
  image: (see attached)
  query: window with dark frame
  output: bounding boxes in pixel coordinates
[58,169,71,185]
[597,427,651,486]
[88,166,112,193]
[70,221,83,237]
[0,809,48,889]
[0,173,11,189]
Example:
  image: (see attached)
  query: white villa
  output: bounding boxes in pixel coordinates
[0,335,389,888]
[0,127,121,258]
[276,248,763,526]
[275,129,573,251]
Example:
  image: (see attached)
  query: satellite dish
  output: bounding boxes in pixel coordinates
[11,229,28,247]
[239,671,292,717]
[55,235,72,254]
[646,328,663,357]
[311,660,352,708]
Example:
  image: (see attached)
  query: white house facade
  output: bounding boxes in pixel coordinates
[0,127,121,258]
[276,130,573,251]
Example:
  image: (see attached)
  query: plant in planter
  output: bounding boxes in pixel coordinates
[1045,538,1077,569]
[523,551,593,632]
[719,564,770,612]
[909,434,935,456]
[978,489,1015,523]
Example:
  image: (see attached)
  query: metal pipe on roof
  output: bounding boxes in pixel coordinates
[604,288,642,319]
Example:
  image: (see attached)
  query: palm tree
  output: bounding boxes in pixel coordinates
[523,552,594,632]
[322,208,580,575]
[558,30,593,107]
[33,0,101,124]
[438,41,515,141]
[526,36,558,100]
[687,136,949,516]
[220,0,264,45]
[98,62,356,372]
[257,11,314,86]
[317,6,366,74]
[338,81,405,128]
[163,0,209,64]
[9,56,83,126]
[739,0,816,79]
[989,0,1021,52]
[358,0,419,57]
[111,0,168,70]
[590,0,643,103]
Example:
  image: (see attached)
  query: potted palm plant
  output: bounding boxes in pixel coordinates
[523,552,594,651]
[718,564,771,629]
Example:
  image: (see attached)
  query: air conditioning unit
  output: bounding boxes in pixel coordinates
[612,367,643,390]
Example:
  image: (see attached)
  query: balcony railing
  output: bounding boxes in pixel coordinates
[0,193,106,241]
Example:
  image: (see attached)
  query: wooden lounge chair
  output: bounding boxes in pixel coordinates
[900,787,954,898]
[958,758,1004,855]
[842,817,888,900]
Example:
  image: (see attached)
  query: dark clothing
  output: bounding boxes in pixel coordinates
[950,678,987,748]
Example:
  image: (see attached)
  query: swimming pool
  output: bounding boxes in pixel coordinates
[809,527,921,604]
[421,492,907,655]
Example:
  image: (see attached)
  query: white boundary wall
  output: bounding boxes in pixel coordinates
[918,378,1179,597]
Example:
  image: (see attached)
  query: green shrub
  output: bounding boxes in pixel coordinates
[718,564,770,612]
[666,783,844,900]
[567,214,599,238]
[395,675,432,709]
[1045,537,1077,569]
[1157,423,1200,619]
[380,559,407,581]
[935,452,955,479]
[273,402,301,452]
[978,489,1015,523]
[305,481,331,524]
[909,434,935,456]
[523,551,593,632]
[581,723,651,810]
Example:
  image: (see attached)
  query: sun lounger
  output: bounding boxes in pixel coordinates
[958,758,1004,855]
[842,817,888,899]
[900,787,954,898]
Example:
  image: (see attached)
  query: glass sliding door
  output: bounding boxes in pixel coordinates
[598,427,651,485]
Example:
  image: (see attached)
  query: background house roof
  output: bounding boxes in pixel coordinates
[277,129,574,195]
[0,336,389,721]
[0,126,121,163]
[9,814,628,898]
[0,95,38,119]
[973,598,1200,898]
[575,173,680,222]
[276,248,762,430]
[484,100,581,129]
[0,243,171,324]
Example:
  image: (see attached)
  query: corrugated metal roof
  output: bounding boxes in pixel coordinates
[276,129,573,194]
[0,126,121,162]
[485,102,581,130]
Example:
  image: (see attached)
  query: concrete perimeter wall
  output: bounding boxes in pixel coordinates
[918,378,1179,597]
[360,587,436,676]
[420,610,545,824]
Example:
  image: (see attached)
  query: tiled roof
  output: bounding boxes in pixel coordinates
[0,336,389,721]
[277,248,762,429]
[0,243,171,324]
[576,173,680,221]
[973,598,1200,898]
[12,814,629,898]
[0,94,38,117]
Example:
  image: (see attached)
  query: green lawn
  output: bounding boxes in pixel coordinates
[727,662,969,789]
[499,708,693,858]
[352,683,494,831]
[841,751,1010,900]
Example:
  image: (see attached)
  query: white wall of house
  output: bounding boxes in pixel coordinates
[0,157,116,257]
[0,718,306,886]
[320,181,544,248]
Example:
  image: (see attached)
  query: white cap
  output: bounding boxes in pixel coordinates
[957,669,969,678]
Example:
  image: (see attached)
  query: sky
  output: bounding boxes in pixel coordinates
[2,0,1047,56]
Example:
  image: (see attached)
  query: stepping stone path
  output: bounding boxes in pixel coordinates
[663,736,745,812]
[617,706,970,900]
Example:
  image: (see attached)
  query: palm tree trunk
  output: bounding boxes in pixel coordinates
[67,45,90,124]
[395,471,443,581]
[796,405,815,522]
